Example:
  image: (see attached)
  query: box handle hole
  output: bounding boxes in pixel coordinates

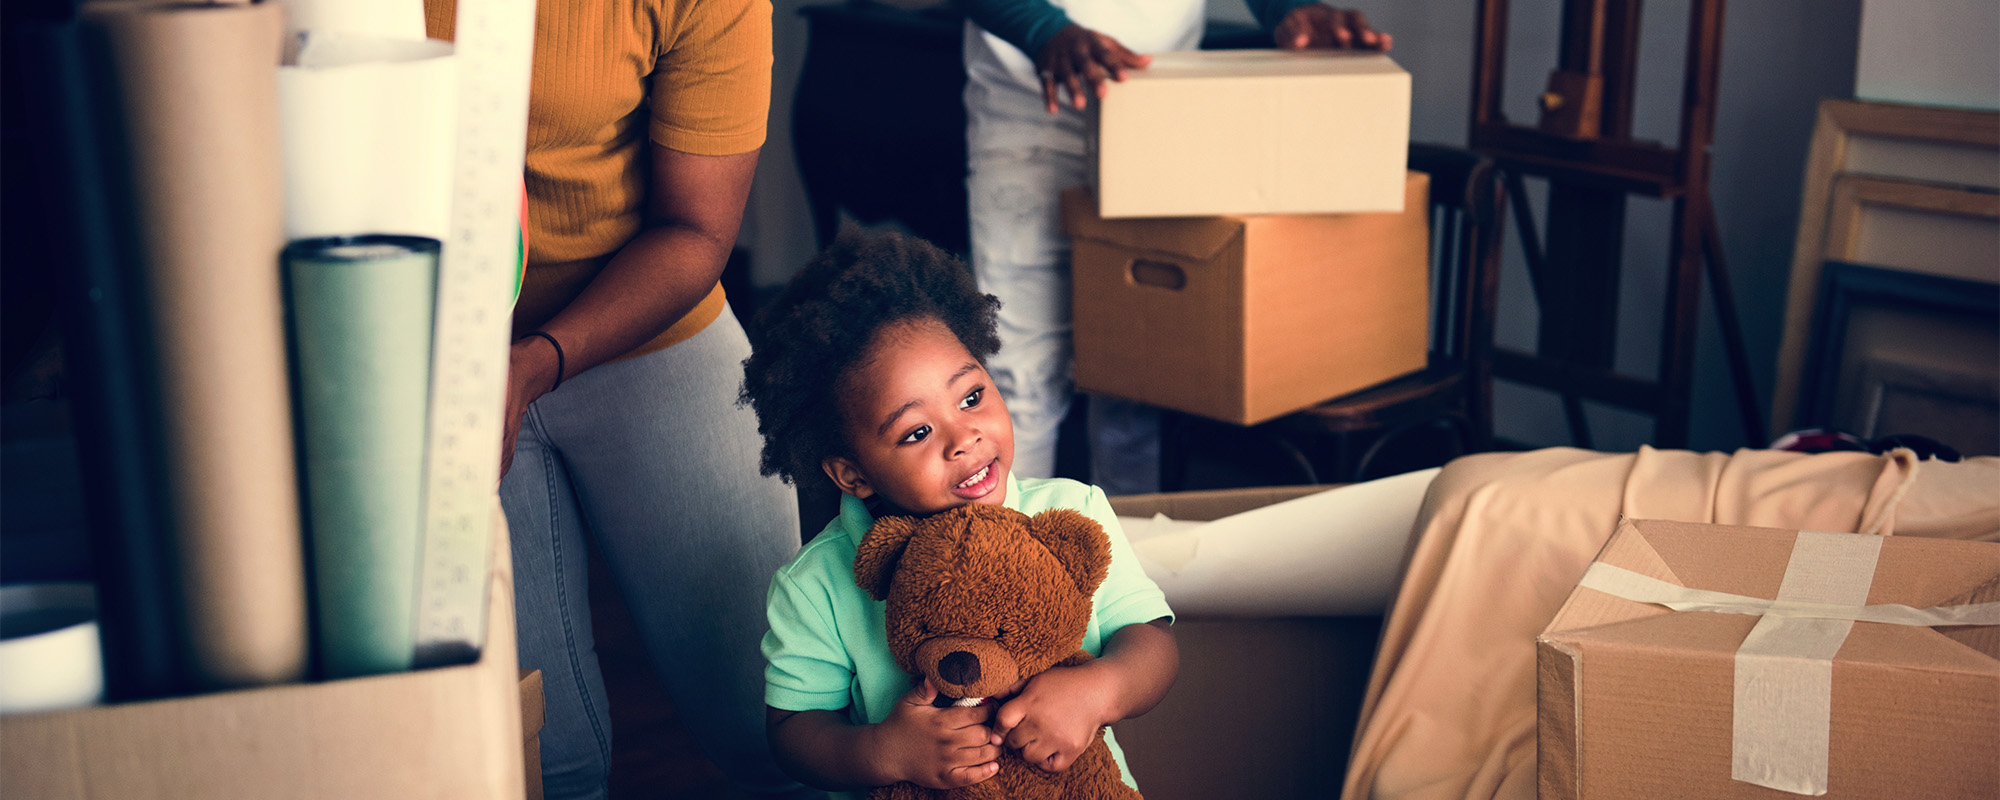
[1128,259,1186,290]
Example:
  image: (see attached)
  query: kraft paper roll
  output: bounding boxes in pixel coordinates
[83,0,308,689]
[279,32,456,241]
[286,237,438,678]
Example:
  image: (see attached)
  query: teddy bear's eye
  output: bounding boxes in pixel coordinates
[918,621,931,635]
[994,627,1007,640]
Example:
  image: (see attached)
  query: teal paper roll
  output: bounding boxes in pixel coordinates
[285,236,438,679]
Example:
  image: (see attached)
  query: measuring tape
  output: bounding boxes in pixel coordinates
[412,0,534,667]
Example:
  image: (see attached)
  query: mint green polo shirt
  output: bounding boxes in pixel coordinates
[762,473,1174,796]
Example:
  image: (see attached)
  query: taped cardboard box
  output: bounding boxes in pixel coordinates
[0,509,524,800]
[1538,518,2000,799]
[1065,172,1429,426]
[1090,49,1410,218]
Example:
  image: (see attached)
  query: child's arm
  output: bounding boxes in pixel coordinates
[767,679,1006,791]
[990,617,1179,772]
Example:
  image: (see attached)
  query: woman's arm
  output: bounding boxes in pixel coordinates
[502,144,758,475]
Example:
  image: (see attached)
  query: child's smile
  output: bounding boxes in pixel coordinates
[823,318,1016,515]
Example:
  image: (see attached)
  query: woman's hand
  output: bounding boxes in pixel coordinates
[1274,5,1392,51]
[1035,24,1151,114]
[499,335,560,481]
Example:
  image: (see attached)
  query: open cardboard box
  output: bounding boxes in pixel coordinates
[1109,486,1386,800]
[1,509,529,799]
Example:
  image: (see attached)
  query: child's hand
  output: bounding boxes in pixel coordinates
[871,678,1006,789]
[991,663,1119,773]
[1035,24,1151,114]
[1274,5,1392,52]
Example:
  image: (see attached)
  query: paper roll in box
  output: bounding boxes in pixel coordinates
[1537,518,2000,799]
[0,508,523,800]
[1089,49,1410,219]
[1064,172,1430,426]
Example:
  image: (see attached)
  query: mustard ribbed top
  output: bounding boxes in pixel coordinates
[426,0,771,355]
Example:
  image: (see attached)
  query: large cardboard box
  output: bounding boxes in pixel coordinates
[1538,518,2000,799]
[1107,485,1382,800]
[0,511,525,799]
[1065,172,1430,426]
[1090,49,1410,219]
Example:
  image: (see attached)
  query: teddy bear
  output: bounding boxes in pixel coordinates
[853,503,1143,800]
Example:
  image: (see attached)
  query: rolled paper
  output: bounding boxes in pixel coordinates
[285,236,439,678]
[82,0,309,689]
[14,20,185,701]
[278,31,457,242]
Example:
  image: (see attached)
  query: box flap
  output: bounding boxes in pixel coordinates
[1127,49,1407,81]
[1062,188,1245,261]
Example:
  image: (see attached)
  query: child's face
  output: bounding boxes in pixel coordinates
[822,318,1015,516]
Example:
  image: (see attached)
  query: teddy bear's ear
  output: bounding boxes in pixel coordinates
[853,515,922,601]
[1027,509,1111,595]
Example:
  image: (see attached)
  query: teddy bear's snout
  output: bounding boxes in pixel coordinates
[913,636,1018,698]
[938,650,980,686]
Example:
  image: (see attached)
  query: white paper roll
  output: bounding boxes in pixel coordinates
[1122,467,1438,618]
[0,584,105,715]
[278,32,456,241]
[276,0,426,44]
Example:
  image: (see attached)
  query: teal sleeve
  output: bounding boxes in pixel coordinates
[961,0,1073,62]
[1082,486,1176,632]
[1245,0,1322,32]
[762,570,858,712]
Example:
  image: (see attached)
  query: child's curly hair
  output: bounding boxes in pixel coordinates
[740,231,1001,486]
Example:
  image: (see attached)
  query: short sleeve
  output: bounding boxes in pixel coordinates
[1082,486,1176,631]
[650,0,772,155]
[762,569,856,711]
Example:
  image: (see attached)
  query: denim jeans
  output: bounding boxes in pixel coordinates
[500,304,822,800]
[966,80,1161,495]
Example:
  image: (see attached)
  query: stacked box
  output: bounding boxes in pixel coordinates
[1065,172,1430,426]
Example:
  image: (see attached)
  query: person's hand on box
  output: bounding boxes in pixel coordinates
[1036,24,1151,114]
[1274,5,1392,52]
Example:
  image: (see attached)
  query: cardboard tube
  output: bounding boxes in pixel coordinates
[286,237,438,678]
[83,1,308,689]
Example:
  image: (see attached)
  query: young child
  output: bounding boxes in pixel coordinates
[740,232,1178,796]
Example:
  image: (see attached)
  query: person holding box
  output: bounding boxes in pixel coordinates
[959,0,1391,495]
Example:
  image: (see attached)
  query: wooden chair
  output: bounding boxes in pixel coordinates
[1164,143,1504,488]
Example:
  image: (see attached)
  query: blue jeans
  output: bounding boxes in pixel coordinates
[501,305,821,800]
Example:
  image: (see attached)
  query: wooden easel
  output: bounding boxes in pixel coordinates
[1471,0,1764,448]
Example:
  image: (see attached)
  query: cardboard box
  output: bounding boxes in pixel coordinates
[0,511,525,799]
[1065,172,1430,426]
[1538,518,2000,799]
[1107,485,1381,800]
[1090,49,1410,219]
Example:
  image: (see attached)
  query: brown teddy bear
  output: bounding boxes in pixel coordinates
[854,503,1143,800]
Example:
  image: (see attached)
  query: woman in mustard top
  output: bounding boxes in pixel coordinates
[425,2,817,799]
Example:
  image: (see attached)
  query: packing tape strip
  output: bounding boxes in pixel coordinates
[1578,534,2000,796]
[412,0,535,667]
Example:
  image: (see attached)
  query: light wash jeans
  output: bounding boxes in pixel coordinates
[966,78,1161,495]
[500,304,821,800]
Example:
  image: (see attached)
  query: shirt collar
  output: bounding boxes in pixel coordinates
[839,471,1022,543]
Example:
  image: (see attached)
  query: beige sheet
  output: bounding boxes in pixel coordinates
[1340,446,2000,800]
